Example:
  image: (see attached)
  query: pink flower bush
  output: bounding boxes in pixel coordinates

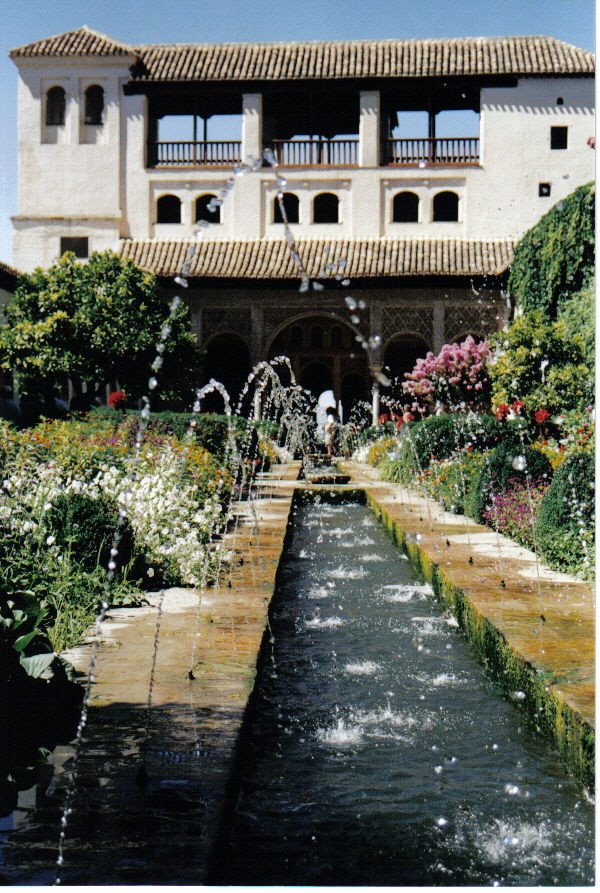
[484,477,549,550]
[402,336,491,415]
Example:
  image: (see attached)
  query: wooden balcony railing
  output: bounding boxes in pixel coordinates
[148,140,242,167]
[271,139,359,167]
[384,137,480,166]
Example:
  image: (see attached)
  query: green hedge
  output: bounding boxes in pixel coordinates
[387,413,505,484]
[91,407,255,462]
[467,440,553,523]
[508,183,595,318]
[536,449,595,578]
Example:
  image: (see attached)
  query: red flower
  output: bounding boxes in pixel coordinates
[495,403,510,421]
[108,390,127,410]
[534,408,551,425]
[511,399,526,415]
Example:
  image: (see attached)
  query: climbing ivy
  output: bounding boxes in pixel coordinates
[508,183,595,318]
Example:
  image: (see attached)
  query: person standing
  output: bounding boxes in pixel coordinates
[324,407,337,457]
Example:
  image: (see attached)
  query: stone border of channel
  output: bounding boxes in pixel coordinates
[340,461,595,790]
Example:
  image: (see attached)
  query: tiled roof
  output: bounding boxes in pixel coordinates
[117,238,515,278]
[10,28,594,79]
[10,26,133,59]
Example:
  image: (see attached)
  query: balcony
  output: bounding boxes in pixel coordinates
[148,140,242,168]
[271,139,359,167]
[384,137,480,166]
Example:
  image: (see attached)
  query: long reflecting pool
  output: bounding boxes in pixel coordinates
[221,501,594,886]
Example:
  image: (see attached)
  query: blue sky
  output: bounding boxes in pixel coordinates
[0,0,595,264]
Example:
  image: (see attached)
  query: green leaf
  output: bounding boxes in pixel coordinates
[13,629,41,652]
[19,652,56,679]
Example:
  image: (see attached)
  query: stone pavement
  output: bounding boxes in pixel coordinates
[341,460,595,787]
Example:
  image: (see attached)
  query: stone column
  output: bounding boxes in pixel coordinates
[359,91,380,168]
[371,379,381,426]
[433,301,445,352]
[250,304,264,364]
[242,93,263,165]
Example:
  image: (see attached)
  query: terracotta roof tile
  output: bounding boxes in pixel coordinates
[10,26,133,59]
[11,29,594,80]
[116,238,514,279]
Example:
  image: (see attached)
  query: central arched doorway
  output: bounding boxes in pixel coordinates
[268,315,370,418]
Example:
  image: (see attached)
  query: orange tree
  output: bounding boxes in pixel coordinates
[0,250,201,407]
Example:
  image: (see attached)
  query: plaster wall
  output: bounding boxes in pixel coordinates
[12,58,595,270]
[469,77,595,238]
[14,58,131,269]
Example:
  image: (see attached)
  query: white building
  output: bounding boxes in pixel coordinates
[10,28,595,408]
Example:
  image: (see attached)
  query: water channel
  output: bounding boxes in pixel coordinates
[1,495,594,885]
[219,499,594,886]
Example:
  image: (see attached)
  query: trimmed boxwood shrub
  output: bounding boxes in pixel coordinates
[45,493,135,573]
[467,440,553,523]
[390,413,505,484]
[535,449,595,577]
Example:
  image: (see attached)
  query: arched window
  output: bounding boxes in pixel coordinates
[310,325,324,348]
[195,194,220,224]
[331,325,344,348]
[290,325,303,348]
[274,192,299,224]
[46,86,66,126]
[204,334,251,406]
[84,85,104,125]
[313,192,339,224]
[156,194,182,224]
[392,191,419,223]
[433,191,459,222]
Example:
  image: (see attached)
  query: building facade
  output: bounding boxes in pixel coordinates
[10,28,595,410]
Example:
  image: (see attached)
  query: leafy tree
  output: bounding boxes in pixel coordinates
[508,183,595,318]
[0,251,201,405]
[487,311,592,416]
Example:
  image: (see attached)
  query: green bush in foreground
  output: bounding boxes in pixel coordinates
[467,440,553,524]
[535,449,595,579]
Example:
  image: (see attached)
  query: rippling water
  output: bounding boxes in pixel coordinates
[223,502,595,886]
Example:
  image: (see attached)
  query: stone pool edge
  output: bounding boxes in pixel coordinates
[355,482,594,790]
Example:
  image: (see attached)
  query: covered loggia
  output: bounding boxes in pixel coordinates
[268,314,369,413]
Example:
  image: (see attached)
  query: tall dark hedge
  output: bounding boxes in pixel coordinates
[394,413,506,483]
[508,183,595,319]
[535,449,595,577]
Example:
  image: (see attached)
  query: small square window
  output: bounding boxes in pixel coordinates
[60,237,89,258]
[539,183,551,197]
[550,126,568,150]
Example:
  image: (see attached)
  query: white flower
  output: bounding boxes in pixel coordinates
[46,535,56,545]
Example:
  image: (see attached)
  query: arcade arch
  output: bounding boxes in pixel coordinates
[268,314,369,415]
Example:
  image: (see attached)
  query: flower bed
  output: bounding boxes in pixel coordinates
[0,415,234,651]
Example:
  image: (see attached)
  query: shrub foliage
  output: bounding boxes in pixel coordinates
[508,183,595,318]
